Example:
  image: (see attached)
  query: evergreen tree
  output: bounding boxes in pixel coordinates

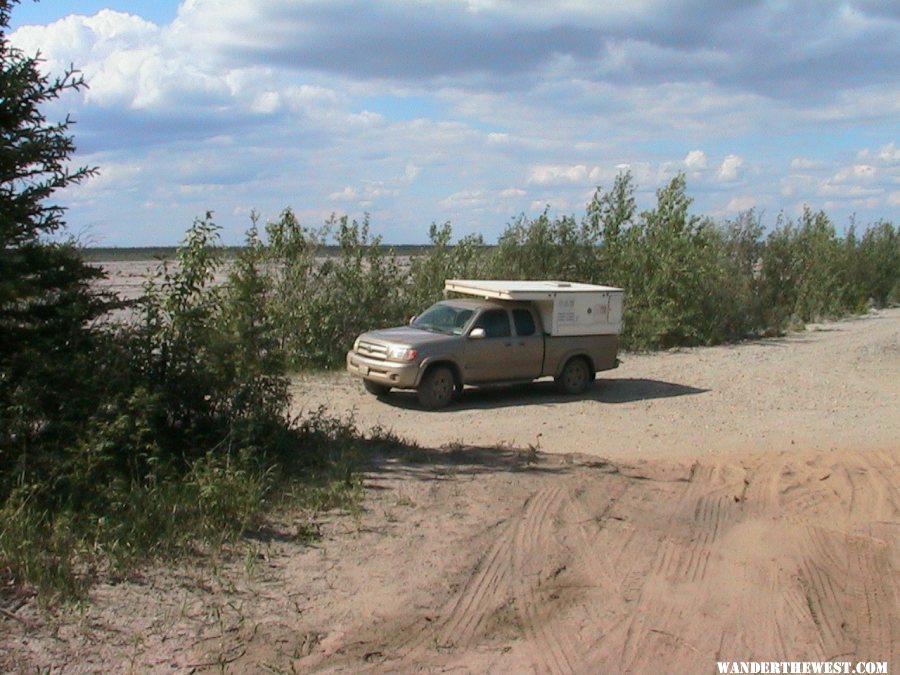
[0,0,104,490]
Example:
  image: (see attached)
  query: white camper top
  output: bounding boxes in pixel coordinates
[444,279,622,301]
[444,279,624,335]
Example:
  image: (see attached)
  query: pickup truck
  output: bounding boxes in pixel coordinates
[346,280,624,409]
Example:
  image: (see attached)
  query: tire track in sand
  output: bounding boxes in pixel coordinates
[387,485,574,671]
[846,527,898,664]
[313,450,898,673]
[396,475,638,674]
[654,461,745,583]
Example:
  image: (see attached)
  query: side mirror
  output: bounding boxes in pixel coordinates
[409,315,417,325]
[469,327,486,339]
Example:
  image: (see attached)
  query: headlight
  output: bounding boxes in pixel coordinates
[387,345,418,361]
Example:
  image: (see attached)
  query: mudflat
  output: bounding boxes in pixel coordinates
[3,309,897,672]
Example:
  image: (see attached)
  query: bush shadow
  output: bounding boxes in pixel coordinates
[357,437,614,485]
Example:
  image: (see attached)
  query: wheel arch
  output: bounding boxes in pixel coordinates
[417,358,463,389]
[554,351,595,379]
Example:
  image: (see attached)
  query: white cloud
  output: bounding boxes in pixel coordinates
[250,91,281,114]
[11,10,158,68]
[684,150,707,170]
[12,12,169,108]
[833,164,877,181]
[7,2,899,244]
[329,186,359,201]
[877,142,900,164]
[823,196,881,212]
[858,141,900,165]
[780,172,817,198]
[404,164,422,181]
[282,84,344,113]
[717,154,745,182]
[818,183,881,198]
[439,190,492,209]
[328,183,399,207]
[528,164,604,185]
[791,157,827,170]
[725,196,757,212]
[439,187,529,211]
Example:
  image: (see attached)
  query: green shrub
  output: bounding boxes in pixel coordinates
[405,222,490,310]
[240,172,896,362]
[261,210,408,368]
[0,210,369,600]
[846,221,899,308]
[490,209,594,281]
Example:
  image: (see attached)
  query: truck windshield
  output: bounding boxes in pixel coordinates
[412,304,474,335]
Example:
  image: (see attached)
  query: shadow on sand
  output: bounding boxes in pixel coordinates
[373,376,708,412]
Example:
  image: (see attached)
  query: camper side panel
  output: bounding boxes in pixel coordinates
[551,291,624,336]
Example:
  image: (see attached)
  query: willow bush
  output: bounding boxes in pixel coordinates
[241,171,896,365]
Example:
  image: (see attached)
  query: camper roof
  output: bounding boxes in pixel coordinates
[444,279,622,301]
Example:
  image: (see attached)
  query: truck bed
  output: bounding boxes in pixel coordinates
[541,334,619,377]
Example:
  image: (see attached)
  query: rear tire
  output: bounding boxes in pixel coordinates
[556,357,592,395]
[363,380,391,396]
[417,366,456,409]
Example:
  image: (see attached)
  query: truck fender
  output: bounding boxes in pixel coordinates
[416,357,463,389]
[553,351,596,378]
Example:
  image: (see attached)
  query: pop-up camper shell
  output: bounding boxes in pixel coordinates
[444,279,624,337]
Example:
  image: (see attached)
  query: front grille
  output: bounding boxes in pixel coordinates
[357,340,388,360]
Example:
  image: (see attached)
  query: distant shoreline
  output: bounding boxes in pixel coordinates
[79,244,439,263]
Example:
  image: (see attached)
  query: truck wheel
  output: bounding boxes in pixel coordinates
[556,357,592,395]
[363,380,391,397]
[417,366,456,409]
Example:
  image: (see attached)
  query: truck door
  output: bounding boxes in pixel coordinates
[463,308,543,382]
[510,308,543,379]
[463,309,514,383]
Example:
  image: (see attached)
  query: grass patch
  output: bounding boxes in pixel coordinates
[0,410,369,605]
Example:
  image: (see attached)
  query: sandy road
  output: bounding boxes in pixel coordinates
[2,309,897,673]
[292,308,899,459]
[292,309,900,672]
[307,448,898,673]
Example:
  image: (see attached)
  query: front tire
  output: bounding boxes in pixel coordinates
[363,379,391,396]
[556,357,592,395]
[417,366,456,409]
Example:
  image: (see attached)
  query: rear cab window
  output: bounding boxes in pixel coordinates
[512,308,536,336]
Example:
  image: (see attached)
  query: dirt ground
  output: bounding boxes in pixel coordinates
[2,308,898,673]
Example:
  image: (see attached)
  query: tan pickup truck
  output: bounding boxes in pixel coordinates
[346,280,624,409]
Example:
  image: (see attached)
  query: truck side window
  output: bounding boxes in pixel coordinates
[512,309,536,336]
[473,309,511,338]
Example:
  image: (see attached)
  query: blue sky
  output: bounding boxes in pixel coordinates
[9,1,178,30]
[8,0,900,245]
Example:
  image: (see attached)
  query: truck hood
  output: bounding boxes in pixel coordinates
[359,326,454,346]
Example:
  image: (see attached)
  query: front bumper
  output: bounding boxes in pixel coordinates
[346,350,421,389]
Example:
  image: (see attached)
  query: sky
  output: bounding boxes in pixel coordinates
[8,0,900,246]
